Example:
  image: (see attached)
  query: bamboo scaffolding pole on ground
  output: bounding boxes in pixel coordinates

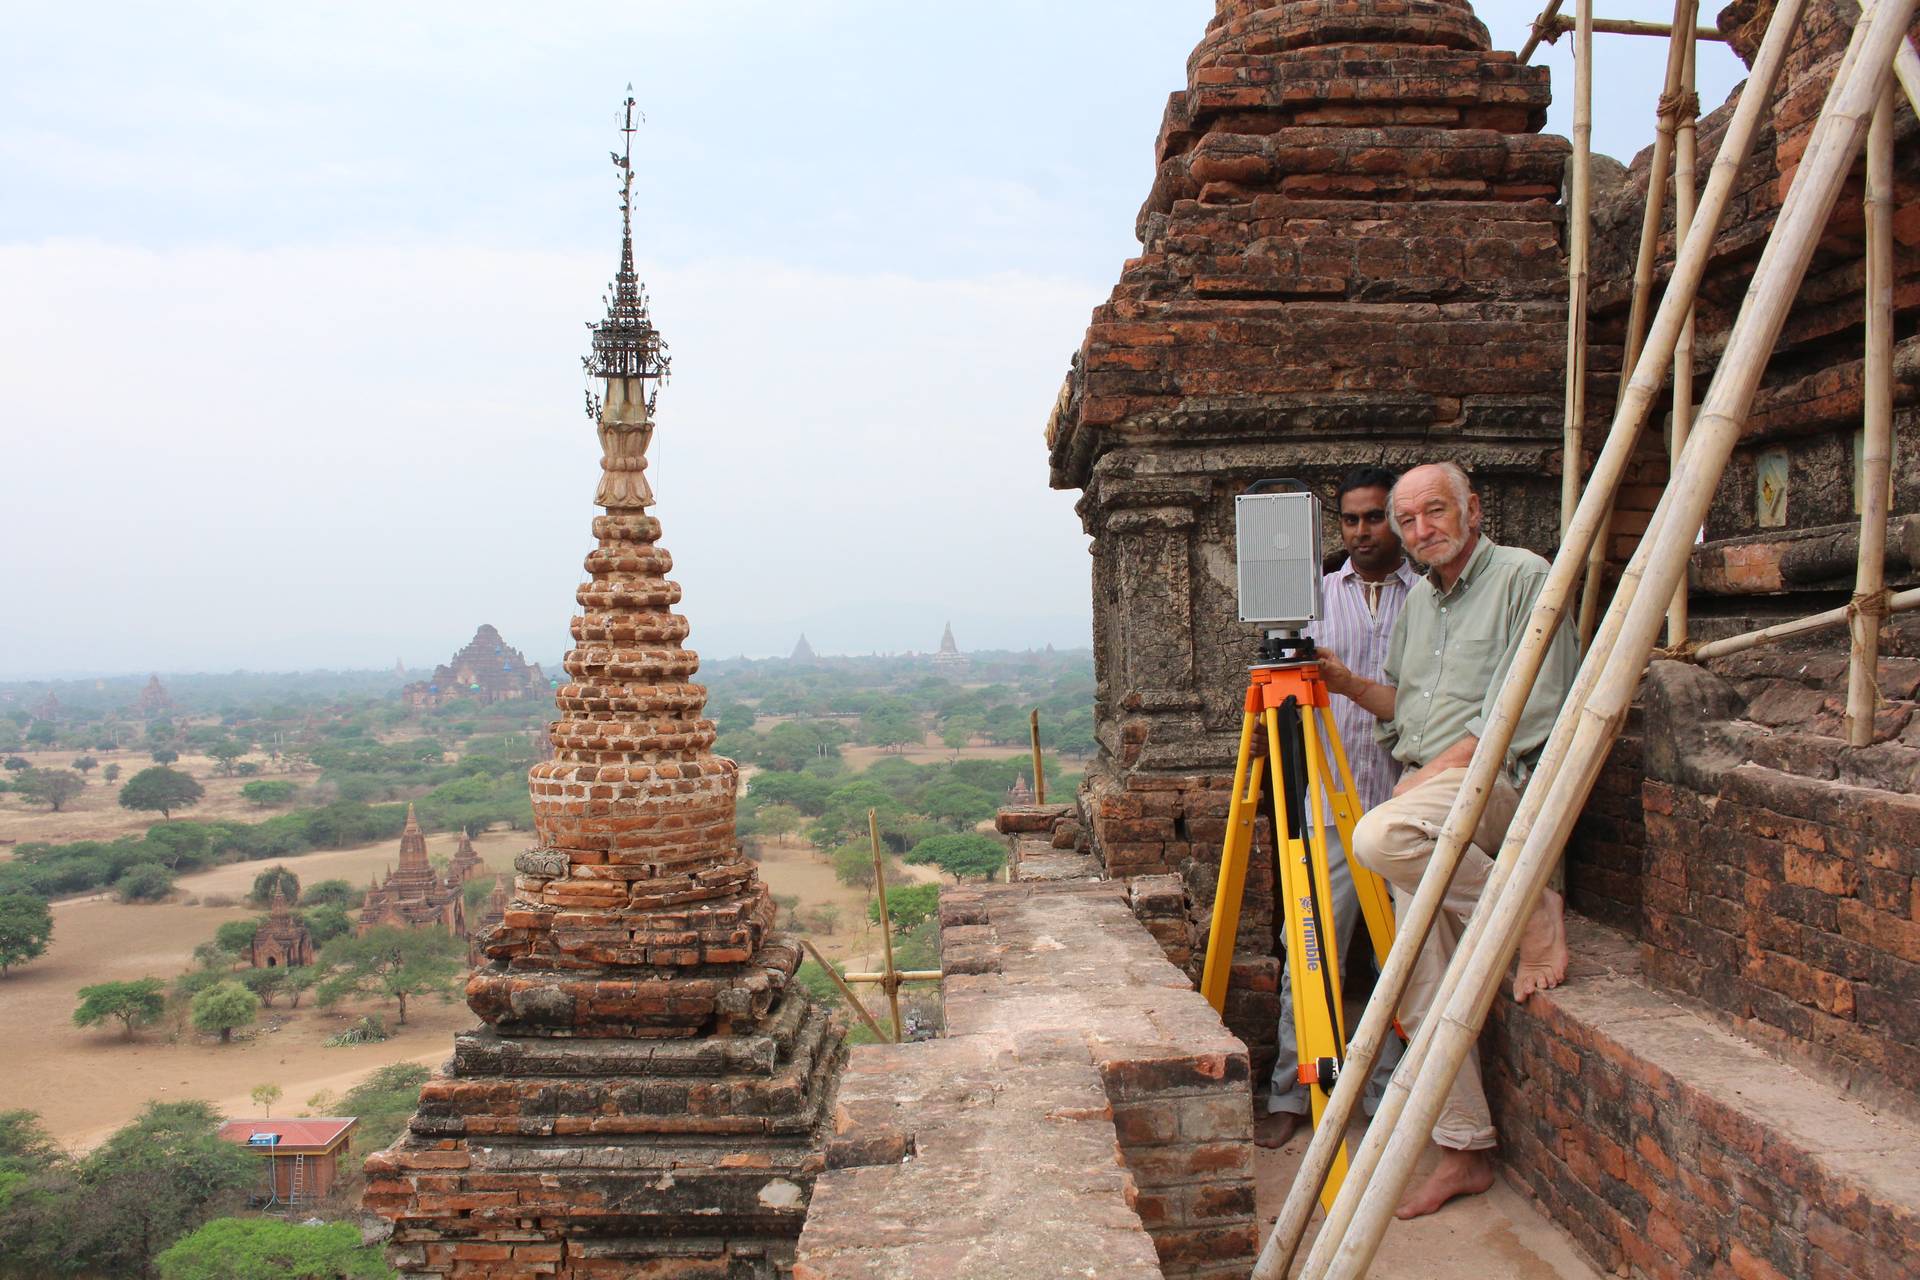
[1669,32,1700,647]
[1578,0,1698,649]
[1324,6,1917,1272]
[1518,0,1567,63]
[1679,588,1920,662]
[1848,86,1896,747]
[1271,0,1813,1271]
[1562,0,1594,542]
[868,808,903,1041]
[1029,709,1047,805]
[1262,4,1809,1270]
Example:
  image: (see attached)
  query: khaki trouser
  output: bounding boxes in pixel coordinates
[1350,767,1519,1152]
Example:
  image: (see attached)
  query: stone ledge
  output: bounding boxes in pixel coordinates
[1487,917,1920,1279]
[796,882,1256,1280]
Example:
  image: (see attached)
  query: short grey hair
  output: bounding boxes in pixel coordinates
[1387,462,1474,532]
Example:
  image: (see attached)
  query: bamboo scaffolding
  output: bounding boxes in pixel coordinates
[1680,588,1920,662]
[868,808,903,1041]
[1518,0,1567,63]
[1325,5,1917,1271]
[1029,709,1047,804]
[1578,0,1697,649]
[800,938,889,1042]
[1542,14,1722,40]
[1848,87,1895,747]
[1272,0,1812,1271]
[1562,0,1594,542]
[1668,32,1700,647]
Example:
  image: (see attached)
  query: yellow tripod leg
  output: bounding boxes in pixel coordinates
[1273,705,1350,1213]
[1312,704,1398,969]
[1200,707,1264,1013]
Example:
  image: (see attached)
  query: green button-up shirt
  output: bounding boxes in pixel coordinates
[1376,535,1579,781]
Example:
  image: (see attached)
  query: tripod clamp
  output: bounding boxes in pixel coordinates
[1258,628,1319,667]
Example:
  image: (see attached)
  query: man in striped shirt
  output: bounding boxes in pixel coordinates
[1260,465,1415,1149]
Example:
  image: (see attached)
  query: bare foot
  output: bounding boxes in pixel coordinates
[1395,1146,1494,1219]
[1512,885,1569,1002]
[1255,1110,1301,1149]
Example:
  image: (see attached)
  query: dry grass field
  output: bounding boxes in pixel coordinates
[0,747,269,851]
[0,809,945,1152]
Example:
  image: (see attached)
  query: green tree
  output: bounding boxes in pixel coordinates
[115,863,175,902]
[150,747,181,766]
[300,904,352,944]
[866,882,941,933]
[239,968,289,1007]
[281,966,319,1009]
[300,878,360,908]
[24,724,55,751]
[1,756,27,774]
[0,894,53,976]
[831,843,907,890]
[909,832,1008,882]
[73,978,168,1040]
[156,1217,394,1280]
[315,926,464,1024]
[103,763,122,784]
[205,740,247,777]
[17,769,83,813]
[190,980,259,1043]
[71,756,98,775]
[70,1101,253,1279]
[248,1084,281,1117]
[248,866,300,907]
[119,767,204,819]
[337,1062,431,1162]
[214,919,263,956]
[144,823,213,872]
[239,779,295,807]
[755,803,803,843]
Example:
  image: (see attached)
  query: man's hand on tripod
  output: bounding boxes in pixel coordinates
[1316,650,1397,722]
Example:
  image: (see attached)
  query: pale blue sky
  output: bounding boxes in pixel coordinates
[0,1,1743,676]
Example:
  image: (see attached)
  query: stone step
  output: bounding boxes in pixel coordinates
[1487,918,1920,1279]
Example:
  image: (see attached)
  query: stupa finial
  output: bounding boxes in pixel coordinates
[585,87,670,411]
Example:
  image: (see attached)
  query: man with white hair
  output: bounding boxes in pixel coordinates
[1315,460,1577,1219]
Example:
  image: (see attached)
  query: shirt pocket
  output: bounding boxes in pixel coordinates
[1439,636,1497,704]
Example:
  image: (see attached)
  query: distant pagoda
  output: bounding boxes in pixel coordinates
[401,624,548,709]
[789,632,818,664]
[366,94,844,1278]
[444,828,484,889]
[358,804,466,939]
[136,675,172,718]
[249,884,315,969]
[931,619,969,672]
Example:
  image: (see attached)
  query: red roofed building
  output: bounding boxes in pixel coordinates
[216,1117,358,1203]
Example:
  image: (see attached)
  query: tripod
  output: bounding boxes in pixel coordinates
[1199,635,1398,1211]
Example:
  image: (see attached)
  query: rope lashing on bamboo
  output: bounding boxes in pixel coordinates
[1659,89,1702,119]
[1656,639,1700,661]
[1851,587,1892,621]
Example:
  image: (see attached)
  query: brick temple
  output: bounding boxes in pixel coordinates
[365,109,843,1277]
[403,624,550,710]
[249,883,315,969]
[359,803,467,939]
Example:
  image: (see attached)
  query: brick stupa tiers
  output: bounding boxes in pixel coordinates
[1046,0,1569,1082]
[367,120,842,1277]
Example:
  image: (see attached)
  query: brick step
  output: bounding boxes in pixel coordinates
[1487,918,1920,1279]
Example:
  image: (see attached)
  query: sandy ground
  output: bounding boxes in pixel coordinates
[0,747,286,851]
[1254,1116,1600,1278]
[0,828,525,1151]
[0,814,944,1152]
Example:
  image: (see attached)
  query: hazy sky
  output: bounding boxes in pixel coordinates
[0,1,1747,677]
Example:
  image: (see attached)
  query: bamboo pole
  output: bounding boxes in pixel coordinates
[1901,40,1920,115]
[1326,6,1917,1272]
[1562,0,1594,542]
[1848,87,1896,747]
[1519,0,1567,64]
[1028,709,1047,805]
[842,970,943,983]
[1683,589,1920,661]
[1279,0,1812,1270]
[868,808,903,1042]
[1669,31,1700,647]
[1578,0,1696,648]
[800,938,889,1042]
[1542,14,1722,40]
